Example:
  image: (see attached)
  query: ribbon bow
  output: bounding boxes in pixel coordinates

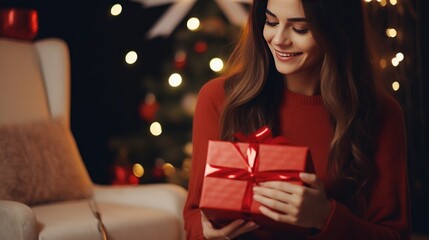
[206,126,300,213]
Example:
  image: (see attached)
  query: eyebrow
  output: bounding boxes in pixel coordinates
[265,9,307,22]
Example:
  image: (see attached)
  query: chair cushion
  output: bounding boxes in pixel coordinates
[0,38,51,125]
[0,119,93,205]
[32,200,181,240]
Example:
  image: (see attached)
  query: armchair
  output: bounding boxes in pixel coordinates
[0,37,187,240]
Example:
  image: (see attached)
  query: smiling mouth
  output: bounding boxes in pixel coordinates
[275,50,303,57]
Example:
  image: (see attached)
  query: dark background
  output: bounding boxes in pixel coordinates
[1,0,428,235]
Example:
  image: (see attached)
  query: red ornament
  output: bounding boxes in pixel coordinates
[194,41,208,53]
[174,50,187,69]
[112,165,139,185]
[139,93,159,122]
[139,100,159,122]
[0,8,38,41]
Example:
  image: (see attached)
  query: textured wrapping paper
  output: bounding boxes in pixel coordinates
[199,128,314,231]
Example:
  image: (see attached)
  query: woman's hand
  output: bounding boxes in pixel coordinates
[253,172,331,229]
[201,212,259,240]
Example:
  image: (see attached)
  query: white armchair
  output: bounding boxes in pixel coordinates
[0,37,187,240]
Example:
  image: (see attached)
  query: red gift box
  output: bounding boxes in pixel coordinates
[199,127,314,231]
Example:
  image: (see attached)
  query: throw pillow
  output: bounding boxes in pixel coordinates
[0,119,93,205]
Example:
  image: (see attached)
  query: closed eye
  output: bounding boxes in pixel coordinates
[293,27,309,34]
[265,20,278,27]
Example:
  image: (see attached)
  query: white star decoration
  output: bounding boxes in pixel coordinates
[131,0,252,39]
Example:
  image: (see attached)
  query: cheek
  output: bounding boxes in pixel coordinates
[302,39,321,57]
[263,27,273,43]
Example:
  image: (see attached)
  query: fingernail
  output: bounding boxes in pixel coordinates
[247,222,256,227]
[300,172,309,178]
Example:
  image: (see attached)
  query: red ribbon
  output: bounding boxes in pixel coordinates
[206,126,301,212]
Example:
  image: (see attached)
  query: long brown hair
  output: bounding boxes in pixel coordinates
[220,0,383,197]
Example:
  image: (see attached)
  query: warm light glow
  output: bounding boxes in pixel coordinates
[379,58,387,69]
[163,163,176,176]
[181,93,197,116]
[133,163,144,177]
[389,0,397,5]
[210,58,224,72]
[175,51,186,62]
[183,142,193,156]
[145,93,156,104]
[150,122,162,136]
[168,73,182,87]
[364,0,372,2]
[111,4,122,16]
[396,52,404,62]
[386,28,397,38]
[392,81,400,91]
[391,57,400,67]
[182,158,192,172]
[380,0,387,6]
[187,17,200,31]
[125,51,138,64]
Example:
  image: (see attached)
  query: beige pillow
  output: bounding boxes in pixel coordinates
[0,119,93,205]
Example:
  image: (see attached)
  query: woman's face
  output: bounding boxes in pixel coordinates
[263,0,323,79]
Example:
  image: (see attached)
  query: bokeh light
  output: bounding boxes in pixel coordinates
[168,73,183,87]
[187,17,200,31]
[125,51,138,64]
[133,163,144,177]
[150,122,162,136]
[209,58,224,72]
[111,4,122,16]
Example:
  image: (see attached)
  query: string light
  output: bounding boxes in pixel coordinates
[392,81,400,91]
[133,163,144,177]
[380,0,387,7]
[386,28,397,38]
[209,58,224,72]
[396,52,404,62]
[391,57,400,67]
[183,142,193,156]
[187,17,200,31]
[110,4,122,16]
[182,158,192,172]
[380,58,387,69]
[389,0,397,5]
[168,73,182,87]
[150,122,162,136]
[163,163,176,176]
[125,51,138,64]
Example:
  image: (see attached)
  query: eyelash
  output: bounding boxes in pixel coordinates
[293,27,309,34]
[264,21,309,34]
[265,20,277,27]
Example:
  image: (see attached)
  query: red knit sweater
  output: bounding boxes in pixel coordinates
[184,78,410,239]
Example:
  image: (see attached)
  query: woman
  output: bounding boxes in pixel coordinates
[183,0,410,239]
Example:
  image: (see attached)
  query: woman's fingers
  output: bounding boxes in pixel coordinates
[227,221,260,239]
[201,212,259,239]
[253,184,301,207]
[253,175,331,229]
[253,192,297,215]
[259,205,297,223]
[258,181,304,195]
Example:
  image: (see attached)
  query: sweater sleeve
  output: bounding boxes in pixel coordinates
[183,79,225,240]
[311,96,411,240]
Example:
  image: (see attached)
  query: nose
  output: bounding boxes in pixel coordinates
[272,28,292,46]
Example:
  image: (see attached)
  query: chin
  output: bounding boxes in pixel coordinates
[274,64,297,75]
